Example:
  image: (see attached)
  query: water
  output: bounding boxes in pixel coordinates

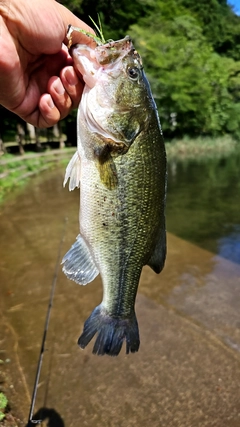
[166,149,240,264]
[1,157,240,426]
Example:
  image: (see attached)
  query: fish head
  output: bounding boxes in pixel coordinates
[71,36,155,151]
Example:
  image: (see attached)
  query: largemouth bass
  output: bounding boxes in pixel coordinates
[62,35,167,356]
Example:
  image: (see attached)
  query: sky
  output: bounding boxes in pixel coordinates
[228,0,240,14]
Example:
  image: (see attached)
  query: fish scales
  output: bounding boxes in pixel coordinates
[62,35,167,356]
[80,122,165,315]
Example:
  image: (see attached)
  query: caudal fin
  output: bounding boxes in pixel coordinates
[78,305,140,356]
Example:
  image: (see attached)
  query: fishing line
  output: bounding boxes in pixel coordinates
[27,217,68,426]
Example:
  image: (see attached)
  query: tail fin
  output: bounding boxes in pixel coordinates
[78,305,140,356]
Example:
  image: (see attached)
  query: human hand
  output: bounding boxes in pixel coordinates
[0,0,94,127]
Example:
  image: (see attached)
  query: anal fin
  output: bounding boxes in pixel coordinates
[62,234,99,285]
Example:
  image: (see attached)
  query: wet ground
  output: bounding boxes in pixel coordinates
[0,167,240,427]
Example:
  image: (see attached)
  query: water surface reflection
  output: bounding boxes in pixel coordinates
[167,149,240,264]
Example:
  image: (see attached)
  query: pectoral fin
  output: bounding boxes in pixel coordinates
[97,157,118,190]
[63,151,81,191]
[62,235,99,285]
[147,228,166,274]
[93,143,118,190]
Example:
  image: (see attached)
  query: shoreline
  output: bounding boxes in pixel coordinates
[0,136,238,204]
[165,135,237,161]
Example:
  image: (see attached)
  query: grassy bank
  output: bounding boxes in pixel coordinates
[0,148,75,204]
[165,135,237,161]
[0,136,238,204]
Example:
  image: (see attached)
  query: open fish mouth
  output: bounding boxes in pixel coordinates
[70,36,142,89]
[95,36,135,65]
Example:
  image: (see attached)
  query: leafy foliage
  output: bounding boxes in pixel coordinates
[60,0,240,140]
[130,4,240,137]
[1,0,240,142]
[0,392,8,421]
[62,0,150,40]
[179,0,240,59]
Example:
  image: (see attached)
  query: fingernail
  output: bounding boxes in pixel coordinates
[46,94,54,109]
[53,78,65,95]
[64,68,79,86]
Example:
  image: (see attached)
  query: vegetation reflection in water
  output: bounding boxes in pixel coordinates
[166,147,240,264]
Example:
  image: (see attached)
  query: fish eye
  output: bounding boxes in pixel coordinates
[127,67,139,81]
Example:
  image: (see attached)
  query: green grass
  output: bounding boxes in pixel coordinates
[166,135,237,161]
[0,155,49,203]
[0,392,8,421]
[0,149,74,204]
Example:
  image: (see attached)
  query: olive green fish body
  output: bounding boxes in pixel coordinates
[62,36,167,356]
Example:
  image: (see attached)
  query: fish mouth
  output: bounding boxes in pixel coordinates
[70,35,133,63]
[70,44,99,88]
[95,36,133,65]
[70,36,142,88]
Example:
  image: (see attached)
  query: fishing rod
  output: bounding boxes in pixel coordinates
[27,218,68,426]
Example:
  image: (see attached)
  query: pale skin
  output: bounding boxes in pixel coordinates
[0,0,95,127]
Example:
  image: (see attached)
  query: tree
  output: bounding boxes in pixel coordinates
[130,1,240,138]
[62,0,150,40]
[179,0,240,59]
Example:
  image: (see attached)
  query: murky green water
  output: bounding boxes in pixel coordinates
[166,148,240,264]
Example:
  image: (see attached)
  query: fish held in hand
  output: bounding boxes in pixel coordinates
[62,35,167,356]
